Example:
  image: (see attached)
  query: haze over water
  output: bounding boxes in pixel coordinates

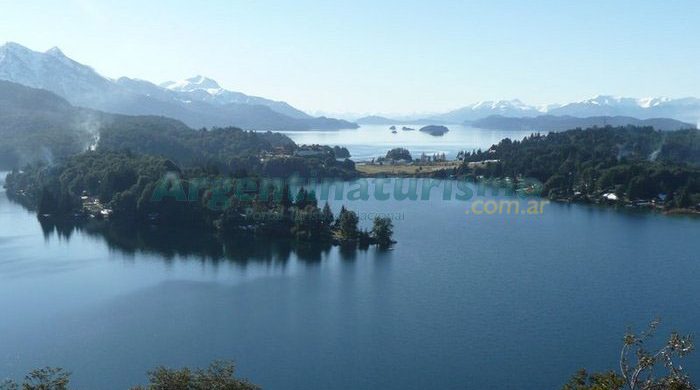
[283,125,532,161]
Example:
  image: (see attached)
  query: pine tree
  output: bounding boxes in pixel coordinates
[677,187,692,208]
[336,207,359,239]
[321,202,334,227]
[295,187,308,208]
[371,217,394,247]
[281,184,293,210]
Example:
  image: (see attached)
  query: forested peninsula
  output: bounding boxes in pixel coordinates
[456,126,700,213]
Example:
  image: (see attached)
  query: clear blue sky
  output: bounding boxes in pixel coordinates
[1,0,699,115]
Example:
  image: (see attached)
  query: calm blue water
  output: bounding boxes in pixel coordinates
[281,124,531,161]
[1,176,699,389]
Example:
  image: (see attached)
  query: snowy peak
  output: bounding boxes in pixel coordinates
[0,42,33,63]
[583,95,630,106]
[0,42,102,76]
[0,41,33,55]
[548,95,700,123]
[425,95,700,124]
[45,47,66,57]
[571,95,661,108]
[429,99,541,123]
[637,97,671,108]
[160,75,311,119]
[1,42,68,63]
[471,99,534,111]
[161,75,222,94]
[0,42,112,106]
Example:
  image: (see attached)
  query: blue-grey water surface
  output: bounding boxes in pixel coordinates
[1,176,699,389]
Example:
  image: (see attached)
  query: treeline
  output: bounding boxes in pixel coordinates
[98,121,356,178]
[460,126,700,209]
[98,119,288,168]
[8,152,172,216]
[0,360,258,390]
[5,151,393,248]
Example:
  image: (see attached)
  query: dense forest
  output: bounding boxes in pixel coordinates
[459,126,700,209]
[97,119,356,178]
[5,151,392,248]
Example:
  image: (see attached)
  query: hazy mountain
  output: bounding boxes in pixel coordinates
[0,80,189,169]
[420,96,700,125]
[427,99,542,123]
[160,75,311,119]
[0,42,125,110]
[549,96,647,118]
[356,115,401,125]
[0,42,356,130]
[471,115,696,132]
[543,96,700,124]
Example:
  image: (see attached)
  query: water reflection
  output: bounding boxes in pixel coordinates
[36,217,354,265]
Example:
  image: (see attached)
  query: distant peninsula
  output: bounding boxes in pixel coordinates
[355,115,401,125]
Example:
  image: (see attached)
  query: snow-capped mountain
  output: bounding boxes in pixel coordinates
[162,75,222,93]
[548,96,647,117]
[637,97,672,108]
[422,95,700,125]
[427,99,543,123]
[547,95,700,124]
[0,42,119,109]
[471,99,541,117]
[0,42,354,130]
[160,75,311,119]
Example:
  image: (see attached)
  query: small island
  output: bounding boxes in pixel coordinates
[419,125,449,136]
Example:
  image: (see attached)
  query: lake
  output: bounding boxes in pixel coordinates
[280,124,532,161]
[1,172,699,389]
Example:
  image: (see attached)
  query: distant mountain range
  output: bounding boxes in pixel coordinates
[437,97,700,124]
[355,115,402,125]
[426,99,542,123]
[358,97,700,128]
[0,42,356,131]
[472,115,694,132]
[3,42,699,133]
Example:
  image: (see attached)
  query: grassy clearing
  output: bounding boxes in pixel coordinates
[356,161,461,176]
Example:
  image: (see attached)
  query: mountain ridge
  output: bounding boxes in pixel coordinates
[471,115,696,132]
[159,75,312,119]
[429,96,700,124]
[0,42,356,131]
[357,95,700,125]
